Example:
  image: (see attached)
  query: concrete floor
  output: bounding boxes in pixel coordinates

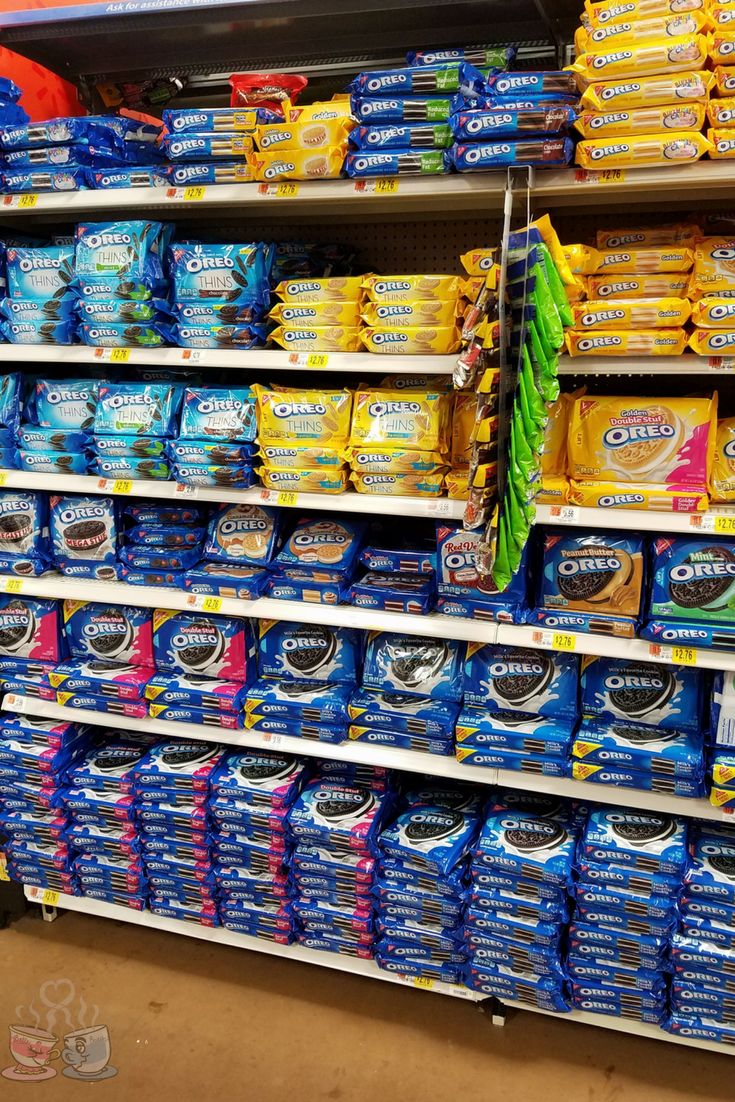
[0,906,730,1101]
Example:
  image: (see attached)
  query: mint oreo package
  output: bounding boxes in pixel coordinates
[258,620,360,684]
[179,387,257,442]
[572,717,704,779]
[581,809,688,875]
[361,631,465,701]
[152,609,255,680]
[463,643,578,718]
[245,678,352,725]
[580,656,702,732]
[650,536,735,624]
[94,383,181,438]
[474,809,577,885]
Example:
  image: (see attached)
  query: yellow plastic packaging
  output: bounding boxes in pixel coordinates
[349,388,451,451]
[472,415,499,445]
[274,277,364,303]
[268,302,360,326]
[445,471,469,499]
[575,130,712,169]
[563,244,601,275]
[257,467,349,494]
[712,6,735,30]
[269,326,361,352]
[346,447,446,473]
[570,36,708,83]
[568,395,716,484]
[709,31,735,65]
[460,248,498,275]
[286,101,355,124]
[566,283,587,306]
[380,373,452,391]
[254,385,353,445]
[707,96,735,128]
[585,0,708,22]
[594,247,694,274]
[571,297,691,329]
[565,329,688,355]
[586,272,691,298]
[248,146,344,181]
[360,300,459,328]
[580,70,712,111]
[460,276,484,300]
[451,392,476,467]
[479,367,500,393]
[690,297,735,327]
[691,237,735,296]
[536,476,569,504]
[258,444,344,470]
[708,129,735,157]
[359,326,461,355]
[361,274,460,303]
[714,65,735,96]
[568,479,708,511]
[688,329,735,355]
[531,214,579,288]
[595,224,701,251]
[256,117,352,151]
[349,470,446,496]
[711,417,735,501]
[541,394,572,476]
[574,103,706,139]
[580,10,712,49]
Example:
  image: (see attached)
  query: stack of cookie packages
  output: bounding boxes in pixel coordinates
[358,274,463,356]
[119,503,208,590]
[464,794,578,1011]
[160,107,257,190]
[569,808,687,1025]
[92,382,183,483]
[2,243,76,347]
[169,386,258,490]
[19,377,96,478]
[266,516,364,605]
[268,274,363,354]
[349,526,438,617]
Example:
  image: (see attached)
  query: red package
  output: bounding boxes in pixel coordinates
[229,72,307,115]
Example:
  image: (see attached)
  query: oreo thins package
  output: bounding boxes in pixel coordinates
[258,620,360,683]
[361,631,465,700]
[650,536,735,623]
[63,601,153,666]
[540,531,644,619]
[152,609,255,680]
[463,643,578,719]
[580,656,702,732]
[474,809,576,886]
[581,809,687,875]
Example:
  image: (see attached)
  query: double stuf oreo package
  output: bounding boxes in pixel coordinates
[463,642,579,720]
[580,655,702,732]
[0,595,64,662]
[63,600,153,667]
[540,530,644,619]
[650,535,735,623]
[152,608,255,681]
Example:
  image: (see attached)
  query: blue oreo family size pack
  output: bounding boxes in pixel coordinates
[379,802,480,875]
[94,384,181,437]
[347,687,458,738]
[258,619,360,683]
[649,535,735,624]
[581,809,688,876]
[63,601,153,666]
[539,530,644,621]
[50,493,117,567]
[6,245,74,299]
[463,642,578,719]
[361,631,465,701]
[580,656,702,732]
[169,242,268,305]
[474,809,577,886]
[572,717,704,780]
[179,387,257,441]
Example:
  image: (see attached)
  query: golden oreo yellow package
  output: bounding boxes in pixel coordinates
[257,466,350,494]
[360,300,459,328]
[568,395,716,486]
[541,394,572,476]
[580,71,712,112]
[586,272,691,298]
[594,247,694,274]
[445,471,469,499]
[563,244,601,275]
[571,297,691,329]
[711,417,735,501]
[595,224,701,251]
[451,392,476,468]
[268,302,360,326]
[708,96,735,128]
[691,237,735,296]
[580,10,711,49]
[709,31,735,66]
[254,385,353,445]
[690,297,735,328]
[574,103,706,140]
[269,326,361,352]
[712,6,735,30]
[537,476,569,504]
[708,129,735,157]
[460,248,498,275]
[361,274,460,303]
[575,131,712,169]
[346,447,446,473]
[568,479,708,512]
[286,101,355,124]
[586,0,708,22]
[274,277,364,303]
[248,146,344,180]
[688,329,735,355]
[349,388,450,451]
[255,116,352,151]
[715,65,735,96]
[350,470,446,497]
[460,276,484,300]
[565,329,688,356]
[380,373,452,391]
[359,326,461,354]
[566,283,587,306]
[570,36,708,83]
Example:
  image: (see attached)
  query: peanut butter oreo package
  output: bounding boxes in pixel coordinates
[539,531,644,620]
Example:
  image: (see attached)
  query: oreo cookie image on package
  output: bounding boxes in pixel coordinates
[474,809,577,886]
[463,643,579,719]
[258,620,360,683]
[63,601,153,666]
[650,536,735,623]
[581,809,688,876]
[580,656,702,732]
[540,531,644,619]
[0,596,64,662]
[203,503,280,567]
[152,609,255,681]
[50,494,117,569]
[272,517,366,582]
[379,803,481,875]
[0,491,50,568]
[361,631,465,701]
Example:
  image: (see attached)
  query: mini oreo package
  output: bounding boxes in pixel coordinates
[580,656,702,731]
[152,608,255,680]
[258,620,360,683]
[650,535,735,623]
[540,531,644,618]
[50,495,117,563]
[463,643,579,719]
[361,631,465,701]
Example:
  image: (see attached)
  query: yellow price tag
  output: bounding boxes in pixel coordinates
[18,193,38,208]
[112,479,133,495]
[552,632,576,652]
[276,182,299,198]
[672,646,697,666]
[277,492,297,506]
[306,354,329,368]
[413,976,434,989]
[0,858,9,882]
[110,348,130,363]
[575,168,626,186]
[3,578,23,593]
[184,186,206,201]
[42,890,59,906]
[375,178,399,194]
[715,516,735,534]
[0,473,7,487]
[201,596,222,612]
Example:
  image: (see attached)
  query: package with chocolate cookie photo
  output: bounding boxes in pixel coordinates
[361,631,465,701]
[650,534,735,623]
[539,531,644,620]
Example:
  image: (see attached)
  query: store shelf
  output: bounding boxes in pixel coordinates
[19,886,481,1001]
[558,355,735,376]
[0,345,455,375]
[535,504,735,536]
[0,470,463,521]
[6,693,727,821]
[535,160,735,210]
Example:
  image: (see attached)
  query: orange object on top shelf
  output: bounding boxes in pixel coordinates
[0,46,84,121]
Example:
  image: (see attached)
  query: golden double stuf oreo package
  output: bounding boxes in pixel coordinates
[692,236,735,296]
[568,479,708,512]
[359,326,461,354]
[254,385,353,445]
[568,395,716,487]
[349,387,451,451]
[361,274,460,303]
[712,417,735,501]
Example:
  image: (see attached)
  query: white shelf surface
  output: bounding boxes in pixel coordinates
[535,504,735,536]
[19,886,479,1001]
[0,470,464,521]
[3,694,727,823]
[0,345,455,375]
[558,355,735,376]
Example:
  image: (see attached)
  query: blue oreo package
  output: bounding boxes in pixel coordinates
[6,246,74,299]
[379,803,480,874]
[288,776,389,851]
[581,809,688,876]
[474,810,577,885]
[152,608,254,681]
[685,834,735,903]
[245,677,353,725]
[351,97,453,123]
[32,378,97,430]
[80,323,167,348]
[19,426,89,453]
[175,301,264,326]
[1,319,75,344]
[450,105,575,139]
[3,144,90,168]
[118,545,200,570]
[93,457,170,480]
[344,150,451,177]
[1,297,75,323]
[580,656,702,732]
[572,716,704,779]
[0,490,50,566]
[169,441,256,464]
[179,386,257,441]
[94,383,181,437]
[258,620,360,683]
[184,562,269,600]
[350,572,435,615]
[347,688,458,737]
[463,643,578,718]
[49,493,117,564]
[170,324,266,350]
[95,436,167,459]
[361,631,465,701]
[450,138,573,170]
[74,220,165,287]
[455,709,574,756]
[571,763,704,798]
[487,71,578,100]
[161,133,252,160]
[166,163,253,186]
[349,123,452,149]
[77,297,167,324]
[86,166,170,189]
[61,598,153,665]
[2,167,86,193]
[169,243,268,305]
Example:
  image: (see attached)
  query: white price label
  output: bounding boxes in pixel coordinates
[174,483,198,497]
[286,352,329,368]
[720,808,735,819]
[647,643,697,666]
[426,500,452,516]
[262,732,283,747]
[549,505,580,523]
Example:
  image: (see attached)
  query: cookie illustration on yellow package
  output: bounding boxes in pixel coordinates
[361,300,459,328]
[350,470,446,496]
[575,131,712,169]
[360,326,461,354]
[691,237,735,296]
[570,35,708,82]
[253,385,353,445]
[361,275,460,303]
[273,277,364,303]
[248,146,344,180]
[708,129,735,157]
[580,71,713,113]
[580,10,710,49]
[586,273,690,299]
[574,103,706,140]
[268,302,361,326]
[349,388,451,451]
[584,0,708,25]
[568,395,716,487]
[257,467,350,494]
[571,298,691,329]
[568,480,708,513]
[269,326,362,352]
